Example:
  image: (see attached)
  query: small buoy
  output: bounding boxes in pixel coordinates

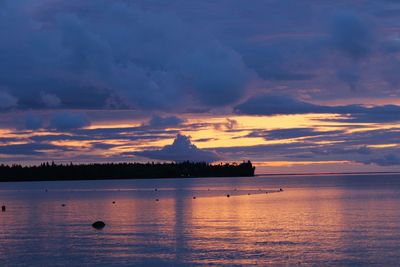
[279,188,284,192]
[61,204,66,207]
[92,221,106,230]
[227,194,230,198]
[193,196,196,199]
[1,205,5,212]
[155,199,159,201]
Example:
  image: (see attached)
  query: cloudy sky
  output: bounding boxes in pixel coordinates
[1,0,400,173]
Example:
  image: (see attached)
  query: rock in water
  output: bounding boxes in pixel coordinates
[92,221,106,229]
[1,205,5,212]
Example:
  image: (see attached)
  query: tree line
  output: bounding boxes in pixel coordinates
[0,161,255,182]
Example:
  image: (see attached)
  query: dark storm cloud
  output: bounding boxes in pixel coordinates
[234,94,400,122]
[330,12,374,60]
[49,112,91,130]
[0,0,397,115]
[0,0,253,112]
[19,111,91,131]
[237,40,319,82]
[136,134,221,162]
[0,143,70,155]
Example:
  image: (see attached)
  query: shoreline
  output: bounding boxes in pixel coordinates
[257,171,400,177]
[0,175,256,183]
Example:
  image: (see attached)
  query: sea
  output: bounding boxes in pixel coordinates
[1,174,400,266]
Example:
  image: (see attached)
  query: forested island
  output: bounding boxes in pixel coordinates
[0,161,255,182]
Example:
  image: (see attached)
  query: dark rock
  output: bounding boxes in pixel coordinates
[112,201,115,204]
[279,188,284,192]
[92,221,106,229]
[61,204,66,207]
[227,194,230,198]
[193,196,196,199]
[1,205,5,212]
[155,199,159,201]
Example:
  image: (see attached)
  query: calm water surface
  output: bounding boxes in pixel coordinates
[1,174,400,266]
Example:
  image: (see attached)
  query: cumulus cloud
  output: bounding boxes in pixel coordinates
[136,134,221,162]
[49,112,90,130]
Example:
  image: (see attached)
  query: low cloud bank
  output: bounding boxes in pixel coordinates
[234,94,400,122]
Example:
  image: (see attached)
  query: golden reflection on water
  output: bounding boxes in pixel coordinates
[1,177,400,266]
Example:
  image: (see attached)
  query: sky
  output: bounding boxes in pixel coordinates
[0,0,400,173]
